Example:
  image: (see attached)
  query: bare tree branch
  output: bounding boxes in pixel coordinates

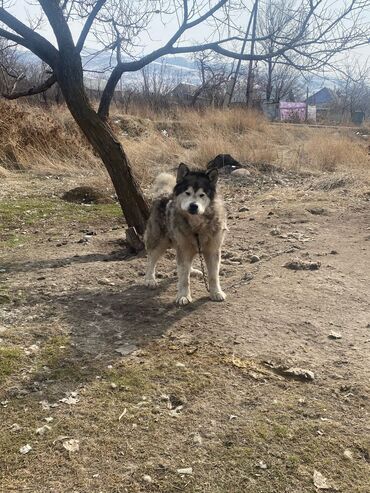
[76,0,107,52]
[0,8,59,66]
[2,73,56,99]
[98,0,229,117]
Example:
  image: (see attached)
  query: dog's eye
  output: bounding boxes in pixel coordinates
[199,193,205,198]
[185,192,191,196]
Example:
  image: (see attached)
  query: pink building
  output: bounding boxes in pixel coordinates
[279,102,307,122]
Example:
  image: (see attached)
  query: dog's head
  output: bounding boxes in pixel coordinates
[173,163,218,216]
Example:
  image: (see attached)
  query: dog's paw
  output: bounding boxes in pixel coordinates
[143,279,158,289]
[210,290,226,302]
[190,268,203,278]
[176,295,192,306]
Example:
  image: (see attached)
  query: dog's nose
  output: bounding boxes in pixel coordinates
[188,203,198,214]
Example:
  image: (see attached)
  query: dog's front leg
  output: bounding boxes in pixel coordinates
[204,247,226,302]
[176,249,194,306]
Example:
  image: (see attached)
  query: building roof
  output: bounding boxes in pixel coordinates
[306,87,336,106]
[170,82,199,95]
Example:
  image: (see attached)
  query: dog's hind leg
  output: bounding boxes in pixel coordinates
[176,248,196,305]
[144,240,169,288]
[203,244,226,302]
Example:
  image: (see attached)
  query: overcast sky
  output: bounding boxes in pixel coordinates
[8,0,370,67]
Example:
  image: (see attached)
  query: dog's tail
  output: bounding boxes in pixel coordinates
[151,172,176,198]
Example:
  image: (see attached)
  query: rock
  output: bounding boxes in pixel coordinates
[231,168,251,178]
[62,438,80,452]
[193,432,203,445]
[284,367,315,381]
[313,470,334,490]
[270,227,281,236]
[60,395,79,405]
[115,344,138,356]
[36,425,51,435]
[343,449,353,460]
[250,255,260,263]
[177,467,193,475]
[98,278,116,286]
[238,206,249,212]
[40,400,51,410]
[19,444,32,454]
[110,383,117,389]
[283,259,321,271]
[328,331,342,340]
[143,475,153,483]
[255,461,268,469]
[25,344,39,354]
[242,272,254,282]
[44,417,54,423]
[10,423,21,432]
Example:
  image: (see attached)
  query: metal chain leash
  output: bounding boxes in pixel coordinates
[195,233,209,292]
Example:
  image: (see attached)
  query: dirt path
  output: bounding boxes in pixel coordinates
[0,172,369,492]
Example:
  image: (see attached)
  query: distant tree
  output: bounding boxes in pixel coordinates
[140,60,179,111]
[336,62,370,120]
[258,63,304,102]
[0,38,24,94]
[191,52,234,107]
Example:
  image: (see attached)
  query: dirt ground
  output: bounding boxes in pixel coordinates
[0,165,369,492]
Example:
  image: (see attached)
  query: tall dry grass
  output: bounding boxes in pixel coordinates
[0,100,100,173]
[1,100,369,185]
[300,133,368,172]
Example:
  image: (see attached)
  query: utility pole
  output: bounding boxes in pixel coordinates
[245,0,259,108]
[225,1,257,107]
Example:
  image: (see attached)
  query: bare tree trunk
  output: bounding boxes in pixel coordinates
[226,1,256,107]
[55,51,149,237]
[266,58,273,101]
[246,0,258,107]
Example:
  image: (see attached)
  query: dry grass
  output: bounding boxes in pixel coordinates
[0,100,100,173]
[300,133,368,172]
[1,100,369,186]
[127,109,369,184]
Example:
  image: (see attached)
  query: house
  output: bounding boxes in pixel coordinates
[169,83,198,103]
[306,87,336,107]
[277,102,316,122]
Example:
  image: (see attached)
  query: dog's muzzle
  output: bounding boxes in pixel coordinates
[188,203,199,215]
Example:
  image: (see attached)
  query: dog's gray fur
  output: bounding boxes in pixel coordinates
[143,163,227,305]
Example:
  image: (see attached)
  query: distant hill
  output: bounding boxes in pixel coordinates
[81,52,200,85]
[17,48,343,97]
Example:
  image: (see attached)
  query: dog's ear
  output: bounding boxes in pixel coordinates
[177,162,189,182]
[206,168,218,186]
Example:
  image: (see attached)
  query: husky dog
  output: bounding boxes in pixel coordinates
[143,163,227,305]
